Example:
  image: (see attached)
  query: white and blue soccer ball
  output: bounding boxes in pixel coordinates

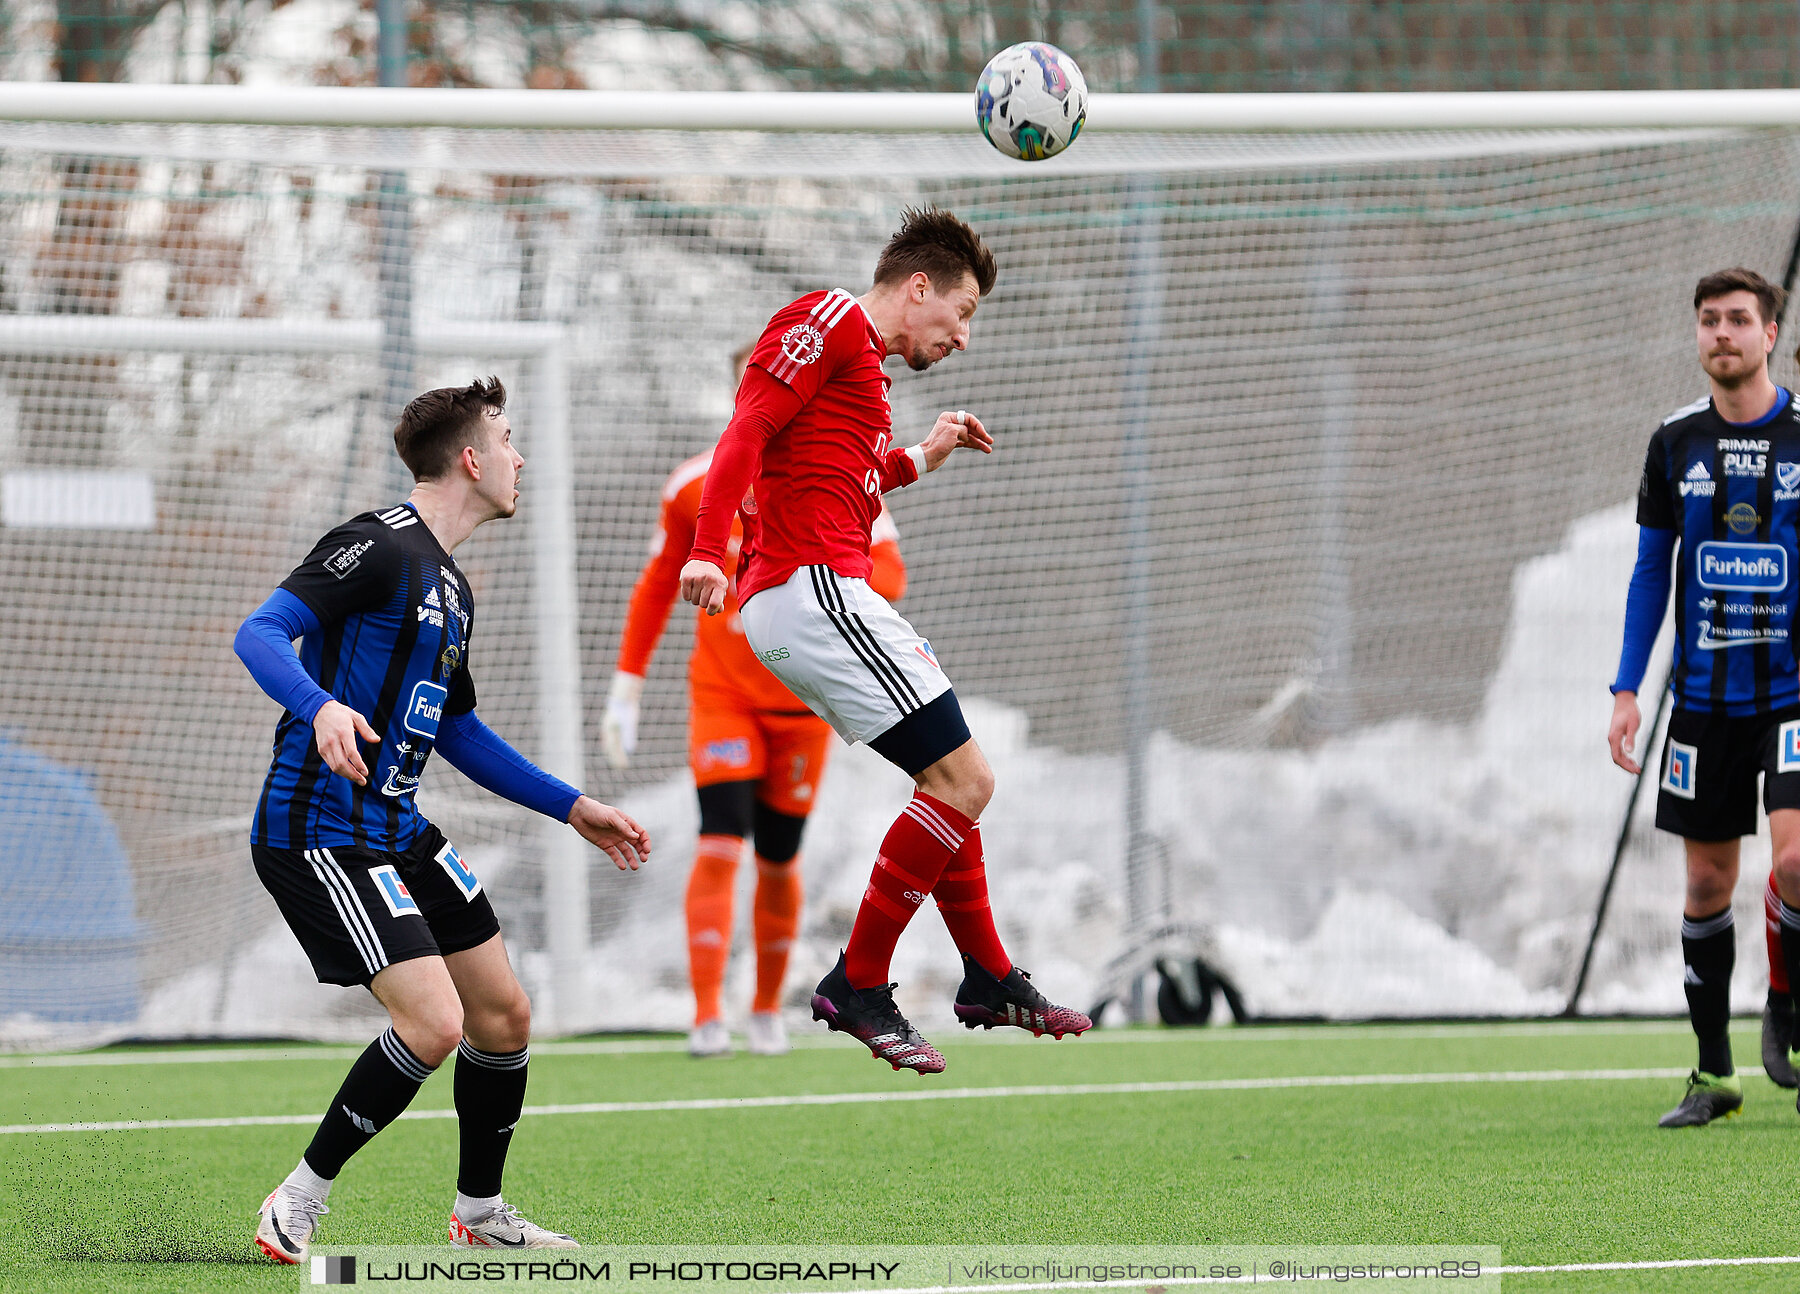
[975,42,1088,162]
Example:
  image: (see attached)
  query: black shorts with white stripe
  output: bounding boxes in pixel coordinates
[251,822,501,987]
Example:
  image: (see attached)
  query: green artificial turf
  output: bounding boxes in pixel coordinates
[1,1021,1795,1293]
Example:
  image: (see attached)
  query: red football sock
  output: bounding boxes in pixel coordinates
[1770,873,1790,995]
[844,792,974,989]
[751,853,803,1014]
[933,824,1011,979]
[685,835,742,1025]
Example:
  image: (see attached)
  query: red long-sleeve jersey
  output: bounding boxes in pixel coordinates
[690,289,920,605]
[617,449,905,711]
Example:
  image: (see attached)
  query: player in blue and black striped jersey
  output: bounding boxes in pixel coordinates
[249,495,481,849]
[1610,268,1800,1127]
[235,377,650,1261]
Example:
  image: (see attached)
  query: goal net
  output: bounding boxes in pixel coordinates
[0,108,1788,1048]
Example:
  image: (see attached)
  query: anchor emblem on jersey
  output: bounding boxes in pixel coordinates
[779,322,824,368]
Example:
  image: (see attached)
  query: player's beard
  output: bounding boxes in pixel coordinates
[1705,350,1762,389]
[906,346,935,372]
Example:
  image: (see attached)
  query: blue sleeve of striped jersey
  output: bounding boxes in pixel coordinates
[1611,526,1677,694]
[235,588,335,723]
[435,709,582,821]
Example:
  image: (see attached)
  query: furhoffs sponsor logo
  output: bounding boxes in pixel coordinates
[1696,541,1788,592]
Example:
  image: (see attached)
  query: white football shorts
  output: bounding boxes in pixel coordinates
[739,565,954,746]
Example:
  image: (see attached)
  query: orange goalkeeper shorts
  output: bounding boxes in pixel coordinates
[688,702,833,817]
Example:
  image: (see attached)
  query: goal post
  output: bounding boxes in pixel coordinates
[0,85,1791,1048]
[0,311,591,1037]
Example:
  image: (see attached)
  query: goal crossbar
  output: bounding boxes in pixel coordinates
[5,83,1800,132]
[0,314,560,358]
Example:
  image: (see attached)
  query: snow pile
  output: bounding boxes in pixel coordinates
[127,500,1733,1042]
[549,501,1717,1028]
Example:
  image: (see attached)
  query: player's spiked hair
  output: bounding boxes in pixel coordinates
[1694,267,1787,326]
[873,206,998,298]
[393,376,508,481]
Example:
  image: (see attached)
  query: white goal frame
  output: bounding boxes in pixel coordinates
[0,314,591,1032]
[5,83,1800,132]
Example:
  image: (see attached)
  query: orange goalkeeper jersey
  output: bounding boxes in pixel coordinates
[617,449,907,712]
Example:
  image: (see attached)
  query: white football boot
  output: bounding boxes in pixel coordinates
[687,1018,731,1057]
[745,1011,790,1056]
[255,1185,330,1264]
[449,1200,578,1249]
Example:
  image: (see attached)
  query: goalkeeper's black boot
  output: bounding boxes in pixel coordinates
[1658,1070,1743,1127]
[810,952,945,1074]
[1762,991,1798,1088]
[953,953,1093,1039]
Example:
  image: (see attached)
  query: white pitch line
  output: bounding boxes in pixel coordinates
[1501,1255,1800,1275]
[0,1045,367,1069]
[786,1253,1800,1294]
[0,1066,1695,1136]
[0,1038,694,1069]
[0,1019,1718,1068]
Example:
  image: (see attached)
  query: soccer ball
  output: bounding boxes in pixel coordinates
[975,42,1088,162]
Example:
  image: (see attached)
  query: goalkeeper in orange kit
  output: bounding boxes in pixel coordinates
[603,345,906,1056]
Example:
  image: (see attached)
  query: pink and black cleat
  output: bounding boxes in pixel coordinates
[953,953,1093,1039]
[811,952,947,1074]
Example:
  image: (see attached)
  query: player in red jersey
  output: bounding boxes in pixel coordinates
[604,347,907,1058]
[678,207,1091,1073]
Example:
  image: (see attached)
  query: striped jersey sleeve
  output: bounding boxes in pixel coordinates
[749,289,862,399]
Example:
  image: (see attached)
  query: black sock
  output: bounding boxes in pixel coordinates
[1780,898,1800,1049]
[303,1027,436,1179]
[1681,906,1735,1077]
[454,1040,529,1199]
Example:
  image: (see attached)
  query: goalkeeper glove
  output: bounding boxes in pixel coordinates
[602,671,644,770]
